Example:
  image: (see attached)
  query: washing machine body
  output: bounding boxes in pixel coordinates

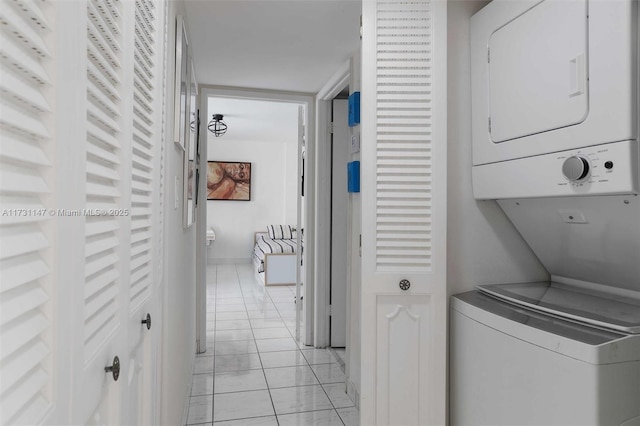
[459,0,640,423]
[450,289,640,426]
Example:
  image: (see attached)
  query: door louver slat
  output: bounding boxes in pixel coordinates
[87,41,120,87]
[375,0,433,271]
[87,60,120,101]
[0,340,48,393]
[0,254,49,293]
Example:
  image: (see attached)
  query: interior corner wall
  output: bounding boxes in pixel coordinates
[161,2,197,425]
[206,132,298,264]
[446,0,549,298]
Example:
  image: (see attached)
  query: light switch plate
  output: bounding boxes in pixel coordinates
[174,176,179,209]
[351,134,360,153]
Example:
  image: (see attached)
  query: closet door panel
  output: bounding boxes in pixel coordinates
[360,0,448,424]
[0,1,58,424]
[124,0,164,423]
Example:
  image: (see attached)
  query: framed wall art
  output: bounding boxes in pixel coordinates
[207,161,252,201]
[173,15,189,151]
[183,55,198,228]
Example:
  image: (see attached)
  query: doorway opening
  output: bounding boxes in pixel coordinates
[196,87,314,349]
[313,60,361,404]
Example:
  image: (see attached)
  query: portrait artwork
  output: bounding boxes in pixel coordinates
[207,161,251,201]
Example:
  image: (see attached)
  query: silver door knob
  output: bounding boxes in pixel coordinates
[105,356,120,381]
[399,279,411,291]
[141,313,151,330]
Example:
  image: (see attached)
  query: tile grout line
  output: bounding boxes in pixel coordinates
[200,264,352,425]
[284,278,348,425]
[210,264,218,424]
[187,264,217,425]
[306,354,347,426]
[262,271,346,425]
[209,407,346,425]
[264,287,298,342]
[236,264,281,426]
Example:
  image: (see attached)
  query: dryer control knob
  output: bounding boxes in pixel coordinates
[562,156,590,181]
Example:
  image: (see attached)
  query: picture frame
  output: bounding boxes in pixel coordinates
[173,16,189,151]
[207,161,252,201]
[183,55,198,228]
[194,106,201,208]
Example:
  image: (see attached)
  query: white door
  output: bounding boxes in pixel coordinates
[330,99,348,347]
[0,0,165,424]
[296,105,305,343]
[60,0,130,423]
[0,0,68,424]
[70,0,165,423]
[123,0,164,423]
[360,0,447,424]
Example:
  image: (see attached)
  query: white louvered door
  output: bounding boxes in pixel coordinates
[73,0,131,423]
[0,1,59,424]
[360,0,447,425]
[73,0,165,424]
[0,0,165,424]
[124,0,163,424]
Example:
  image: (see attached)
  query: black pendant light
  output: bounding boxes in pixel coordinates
[208,114,227,137]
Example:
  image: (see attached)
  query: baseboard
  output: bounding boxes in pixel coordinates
[210,258,251,264]
[346,378,360,409]
[180,365,195,426]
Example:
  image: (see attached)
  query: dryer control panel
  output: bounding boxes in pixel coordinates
[473,140,639,199]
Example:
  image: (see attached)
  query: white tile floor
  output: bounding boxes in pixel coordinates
[186,263,359,426]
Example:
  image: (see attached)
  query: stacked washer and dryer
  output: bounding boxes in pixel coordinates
[451,0,640,424]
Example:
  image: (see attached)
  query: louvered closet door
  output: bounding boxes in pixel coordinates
[58,0,164,424]
[1,0,164,424]
[0,1,59,424]
[124,0,164,424]
[360,0,447,425]
[69,0,132,423]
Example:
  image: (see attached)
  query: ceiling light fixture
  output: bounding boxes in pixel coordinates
[208,114,227,137]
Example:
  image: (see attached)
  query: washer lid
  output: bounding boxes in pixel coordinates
[479,281,640,334]
[453,291,624,346]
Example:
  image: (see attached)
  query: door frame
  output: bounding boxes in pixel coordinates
[198,86,315,345]
[314,62,350,347]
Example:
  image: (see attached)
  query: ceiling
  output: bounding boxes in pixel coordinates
[183,0,362,93]
[206,97,299,144]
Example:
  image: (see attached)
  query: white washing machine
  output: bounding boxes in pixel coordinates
[451,285,640,426]
[452,0,640,424]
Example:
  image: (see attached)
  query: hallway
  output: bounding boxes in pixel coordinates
[185,264,359,425]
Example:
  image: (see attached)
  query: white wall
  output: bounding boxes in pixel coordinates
[446,0,549,296]
[206,98,298,263]
[161,3,198,425]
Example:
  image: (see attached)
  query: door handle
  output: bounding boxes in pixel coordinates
[104,356,120,381]
[141,313,151,330]
[569,54,585,97]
